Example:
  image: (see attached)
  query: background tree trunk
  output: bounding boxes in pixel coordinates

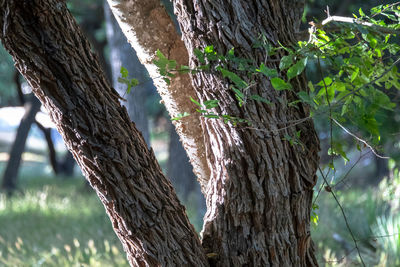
[58,151,75,176]
[1,95,41,193]
[104,2,151,145]
[167,121,206,225]
[174,0,320,265]
[0,1,208,265]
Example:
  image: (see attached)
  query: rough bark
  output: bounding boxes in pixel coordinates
[174,0,320,266]
[0,1,208,266]
[106,0,210,192]
[1,95,41,193]
[104,2,151,145]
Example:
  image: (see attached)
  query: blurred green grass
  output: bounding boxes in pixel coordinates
[0,177,129,267]
[312,167,400,266]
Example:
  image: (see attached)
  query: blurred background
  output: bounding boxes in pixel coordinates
[0,0,399,266]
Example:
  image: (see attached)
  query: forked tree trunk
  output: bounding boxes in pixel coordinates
[174,1,320,265]
[0,1,207,266]
[1,0,321,266]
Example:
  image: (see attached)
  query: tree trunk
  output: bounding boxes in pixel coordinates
[1,95,41,193]
[174,1,320,265]
[104,2,151,145]
[107,0,210,191]
[0,1,207,266]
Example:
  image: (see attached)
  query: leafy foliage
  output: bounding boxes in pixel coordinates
[118,67,139,94]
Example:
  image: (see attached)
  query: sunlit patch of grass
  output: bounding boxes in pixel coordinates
[0,177,128,266]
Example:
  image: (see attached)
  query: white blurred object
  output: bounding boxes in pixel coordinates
[0,106,55,128]
[0,107,64,152]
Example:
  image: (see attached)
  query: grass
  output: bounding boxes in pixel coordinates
[0,176,129,267]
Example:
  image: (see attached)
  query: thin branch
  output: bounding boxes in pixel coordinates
[324,247,357,264]
[317,165,366,267]
[332,118,389,159]
[371,2,400,18]
[317,55,335,180]
[320,15,400,35]
[333,151,371,189]
[335,56,400,105]
[357,233,400,242]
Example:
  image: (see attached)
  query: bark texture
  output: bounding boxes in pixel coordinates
[106,0,210,192]
[104,2,151,145]
[1,95,41,193]
[0,1,208,266]
[174,0,320,266]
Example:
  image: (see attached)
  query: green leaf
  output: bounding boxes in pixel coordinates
[356,143,362,151]
[328,143,349,164]
[204,114,220,119]
[194,48,205,64]
[359,8,365,17]
[117,77,127,85]
[257,63,278,78]
[317,77,332,87]
[218,67,248,89]
[279,55,293,70]
[328,162,335,170]
[163,77,170,85]
[154,49,169,75]
[232,88,245,106]
[172,112,190,121]
[366,33,377,49]
[129,78,139,87]
[204,45,214,54]
[308,81,315,92]
[287,57,308,80]
[204,99,219,109]
[168,60,177,70]
[190,96,202,107]
[350,67,360,82]
[271,77,292,91]
[120,67,129,78]
[179,65,191,74]
[297,91,315,106]
[250,94,271,104]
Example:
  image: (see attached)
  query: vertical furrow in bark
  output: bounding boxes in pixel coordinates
[0,1,208,266]
[174,0,320,266]
[106,0,210,192]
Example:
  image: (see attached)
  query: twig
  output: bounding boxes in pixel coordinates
[333,151,371,189]
[320,15,400,35]
[317,165,366,267]
[331,118,389,159]
[324,247,357,264]
[371,2,400,18]
[335,56,400,105]
[317,55,335,181]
